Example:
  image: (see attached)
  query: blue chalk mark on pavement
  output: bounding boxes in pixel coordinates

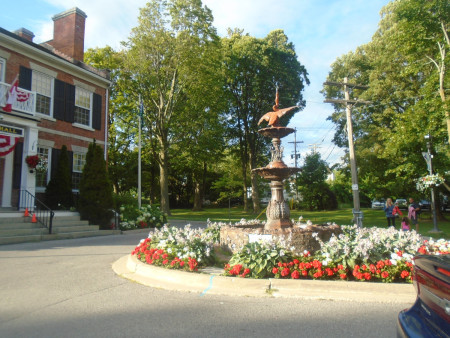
[200,275,215,296]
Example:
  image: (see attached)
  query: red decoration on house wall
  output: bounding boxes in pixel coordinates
[0,135,19,157]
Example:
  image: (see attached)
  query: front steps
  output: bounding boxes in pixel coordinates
[0,211,120,245]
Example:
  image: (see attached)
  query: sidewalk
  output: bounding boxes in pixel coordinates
[112,254,417,303]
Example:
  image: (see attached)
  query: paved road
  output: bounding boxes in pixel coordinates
[0,231,410,338]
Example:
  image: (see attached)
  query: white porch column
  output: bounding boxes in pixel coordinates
[1,151,14,207]
[19,126,38,207]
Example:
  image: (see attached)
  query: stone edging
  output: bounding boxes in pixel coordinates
[112,254,416,303]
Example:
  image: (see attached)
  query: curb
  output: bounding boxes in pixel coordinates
[112,254,417,303]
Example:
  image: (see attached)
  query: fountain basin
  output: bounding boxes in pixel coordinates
[220,223,341,256]
[252,167,301,181]
[258,127,295,139]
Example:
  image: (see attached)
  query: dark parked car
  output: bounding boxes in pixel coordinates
[419,200,431,210]
[397,254,450,337]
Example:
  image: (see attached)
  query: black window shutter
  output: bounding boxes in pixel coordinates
[19,66,32,90]
[65,83,75,123]
[92,93,102,130]
[50,148,61,180]
[12,141,23,189]
[53,79,65,121]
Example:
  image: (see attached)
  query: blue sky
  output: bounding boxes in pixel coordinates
[1,0,391,166]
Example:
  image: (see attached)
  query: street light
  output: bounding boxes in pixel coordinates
[424,134,440,232]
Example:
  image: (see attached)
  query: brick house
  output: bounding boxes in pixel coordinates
[0,7,111,209]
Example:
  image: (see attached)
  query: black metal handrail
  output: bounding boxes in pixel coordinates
[18,190,55,234]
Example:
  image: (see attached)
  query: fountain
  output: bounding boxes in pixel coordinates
[220,89,341,255]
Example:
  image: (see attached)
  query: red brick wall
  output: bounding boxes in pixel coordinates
[3,48,106,150]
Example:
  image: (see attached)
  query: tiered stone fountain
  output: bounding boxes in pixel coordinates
[220,90,341,255]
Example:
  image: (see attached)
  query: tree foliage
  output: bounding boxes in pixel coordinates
[222,29,309,213]
[296,152,337,211]
[323,0,450,206]
[122,0,222,214]
[79,141,114,228]
[45,145,72,209]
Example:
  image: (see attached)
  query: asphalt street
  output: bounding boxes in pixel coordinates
[0,230,411,338]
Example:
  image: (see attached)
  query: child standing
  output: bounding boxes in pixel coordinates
[401,217,410,231]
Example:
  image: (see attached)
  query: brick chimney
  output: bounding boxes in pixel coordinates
[13,28,35,42]
[49,7,87,62]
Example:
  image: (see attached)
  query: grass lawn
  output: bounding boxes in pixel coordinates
[168,206,449,239]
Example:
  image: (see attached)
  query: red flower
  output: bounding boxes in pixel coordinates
[376,261,385,269]
[240,268,251,278]
[418,245,428,255]
[369,264,376,274]
[272,267,279,274]
[381,271,389,279]
[326,268,334,276]
[340,273,347,280]
[312,260,322,269]
[278,262,284,267]
[361,265,367,270]
[354,265,360,272]
[291,270,300,279]
[401,270,410,279]
[397,251,403,257]
[281,267,290,277]
[337,264,344,270]
[313,269,324,278]
[293,259,300,265]
[302,270,308,277]
[363,273,371,281]
[179,261,185,267]
[162,259,168,265]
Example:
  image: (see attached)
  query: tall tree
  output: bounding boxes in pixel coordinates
[45,145,72,209]
[79,141,114,227]
[222,29,309,213]
[323,0,449,211]
[122,0,221,214]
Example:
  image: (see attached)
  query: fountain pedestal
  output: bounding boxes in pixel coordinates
[252,127,300,230]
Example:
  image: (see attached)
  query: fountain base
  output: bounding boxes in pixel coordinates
[220,223,341,256]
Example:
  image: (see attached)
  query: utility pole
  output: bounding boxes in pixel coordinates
[288,128,303,168]
[308,143,321,154]
[324,77,369,227]
[288,128,303,200]
[423,134,440,232]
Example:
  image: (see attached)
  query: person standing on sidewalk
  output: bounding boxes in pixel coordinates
[408,197,420,232]
[384,198,396,227]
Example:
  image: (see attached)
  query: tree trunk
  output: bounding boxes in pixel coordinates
[192,179,202,211]
[249,148,260,214]
[250,171,261,214]
[241,161,249,212]
[158,149,171,215]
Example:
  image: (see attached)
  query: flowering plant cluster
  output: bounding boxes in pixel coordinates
[223,264,251,278]
[225,240,294,278]
[145,224,217,265]
[119,204,167,230]
[416,174,445,191]
[313,225,422,268]
[25,154,41,169]
[131,237,199,272]
[35,156,48,173]
[224,225,448,283]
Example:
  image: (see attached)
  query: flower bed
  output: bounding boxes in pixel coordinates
[130,220,449,283]
[120,204,167,230]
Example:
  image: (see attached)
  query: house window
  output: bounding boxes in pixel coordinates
[74,87,92,126]
[36,147,50,189]
[0,58,5,82]
[72,152,86,190]
[32,71,53,115]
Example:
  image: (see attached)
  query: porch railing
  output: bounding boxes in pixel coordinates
[18,190,55,234]
[0,82,36,115]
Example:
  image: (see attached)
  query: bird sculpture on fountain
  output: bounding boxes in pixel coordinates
[257,89,298,127]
